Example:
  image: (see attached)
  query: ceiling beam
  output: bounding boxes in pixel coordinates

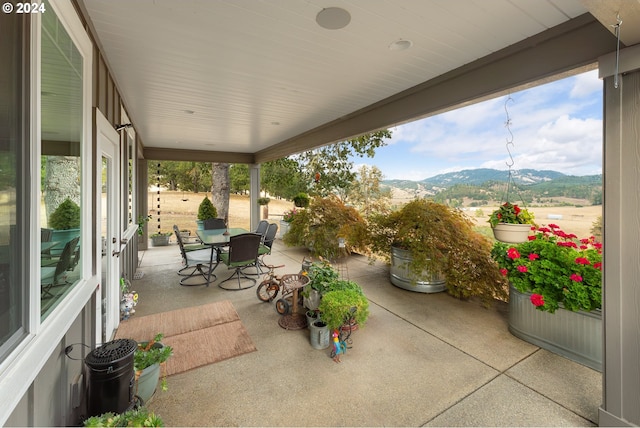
[143,147,255,164]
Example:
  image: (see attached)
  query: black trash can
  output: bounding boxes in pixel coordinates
[85,338,137,417]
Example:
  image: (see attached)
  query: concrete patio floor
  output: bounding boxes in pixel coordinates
[127,238,602,427]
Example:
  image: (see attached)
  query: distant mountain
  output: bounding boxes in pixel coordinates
[382,168,602,203]
[384,169,597,190]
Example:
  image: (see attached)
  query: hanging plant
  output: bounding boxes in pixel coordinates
[488,96,536,243]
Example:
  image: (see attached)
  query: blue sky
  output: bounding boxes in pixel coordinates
[358,70,603,181]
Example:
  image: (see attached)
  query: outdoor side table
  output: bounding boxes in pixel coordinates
[278,274,310,330]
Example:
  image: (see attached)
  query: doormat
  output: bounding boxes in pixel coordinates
[115,300,256,375]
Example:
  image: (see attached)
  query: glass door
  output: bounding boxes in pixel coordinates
[96,112,120,343]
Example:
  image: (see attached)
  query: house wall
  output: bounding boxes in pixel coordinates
[6,304,94,426]
[2,1,141,424]
[599,44,640,427]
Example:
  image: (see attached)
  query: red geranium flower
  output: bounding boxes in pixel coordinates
[575,257,591,265]
[507,248,520,259]
[500,268,508,276]
[570,273,583,282]
[530,294,545,307]
[517,265,528,273]
[528,253,539,261]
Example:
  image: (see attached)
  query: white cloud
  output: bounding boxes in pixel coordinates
[570,70,601,98]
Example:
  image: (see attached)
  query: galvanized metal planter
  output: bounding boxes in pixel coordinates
[509,285,602,371]
[389,246,446,293]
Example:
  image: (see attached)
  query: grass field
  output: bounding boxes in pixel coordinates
[148,191,601,241]
[145,191,294,234]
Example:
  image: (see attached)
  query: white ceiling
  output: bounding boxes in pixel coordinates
[77,0,632,159]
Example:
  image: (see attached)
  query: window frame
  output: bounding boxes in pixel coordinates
[0,2,96,423]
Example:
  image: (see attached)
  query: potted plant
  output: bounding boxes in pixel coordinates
[257,197,270,220]
[137,214,152,236]
[49,198,81,254]
[491,224,603,370]
[293,192,310,208]
[301,258,339,310]
[150,231,171,247]
[318,285,369,332]
[133,333,173,403]
[488,202,535,243]
[283,195,368,260]
[279,208,297,239]
[196,197,217,230]
[83,406,164,427]
[367,199,508,304]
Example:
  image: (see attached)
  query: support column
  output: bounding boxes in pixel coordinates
[249,164,260,232]
[598,44,640,427]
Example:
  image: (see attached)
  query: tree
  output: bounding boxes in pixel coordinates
[150,161,211,192]
[229,164,249,194]
[261,158,306,199]
[211,163,230,222]
[297,130,392,199]
[347,165,391,217]
[44,156,81,220]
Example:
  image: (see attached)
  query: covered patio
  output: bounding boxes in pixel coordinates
[130,240,601,426]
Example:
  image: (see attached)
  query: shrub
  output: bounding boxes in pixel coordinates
[197,197,217,220]
[367,199,508,304]
[49,198,80,230]
[283,195,368,260]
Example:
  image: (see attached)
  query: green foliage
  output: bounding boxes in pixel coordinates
[261,158,307,200]
[491,225,602,313]
[347,165,391,217]
[283,195,368,260]
[137,215,152,236]
[257,197,270,205]
[49,198,80,230]
[134,333,173,371]
[318,287,369,331]
[299,130,392,198]
[83,406,164,427]
[293,192,310,208]
[305,259,340,295]
[367,199,508,304]
[229,164,250,194]
[488,202,535,228]
[150,161,211,192]
[197,197,217,220]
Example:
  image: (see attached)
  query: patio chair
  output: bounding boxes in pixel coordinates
[203,218,226,230]
[254,220,269,239]
[41,236,79,297]
[217,233,261,290]
[173,225,215,286]
[251,222,278,275]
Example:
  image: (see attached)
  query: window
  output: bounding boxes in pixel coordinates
[0,14,27,358]
[40,0,84,318]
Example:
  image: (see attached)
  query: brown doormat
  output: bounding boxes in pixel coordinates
[115,300,257,375]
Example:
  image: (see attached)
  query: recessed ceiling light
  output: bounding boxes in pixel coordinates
[316,7,351,30]
[389,39,413,51]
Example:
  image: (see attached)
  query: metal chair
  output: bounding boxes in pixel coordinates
[173,225,215,286]
[217,233,262,290]
[203,218,226,230]
[41,236,79,297]
[253,222,278,275]
[254,220,269,239]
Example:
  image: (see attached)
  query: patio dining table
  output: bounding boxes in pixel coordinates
[196,227,248,286]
